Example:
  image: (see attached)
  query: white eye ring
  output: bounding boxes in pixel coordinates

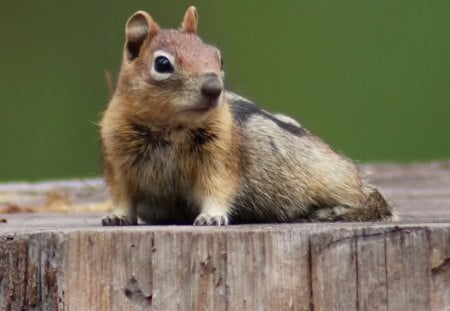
[150,50,176,81]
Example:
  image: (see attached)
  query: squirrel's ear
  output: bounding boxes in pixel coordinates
[125,11,160,62]
[181,6,198,34]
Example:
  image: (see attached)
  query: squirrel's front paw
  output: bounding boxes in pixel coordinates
[193,213,229,226]
[101,214,137,226]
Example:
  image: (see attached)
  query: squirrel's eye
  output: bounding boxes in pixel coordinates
[154,56,174,73]
[150,51,175,81]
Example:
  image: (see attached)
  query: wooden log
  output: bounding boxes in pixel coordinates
[0,162,449,310]
[0,223,449,310]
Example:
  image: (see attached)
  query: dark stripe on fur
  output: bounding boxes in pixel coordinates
[230,99,306,136]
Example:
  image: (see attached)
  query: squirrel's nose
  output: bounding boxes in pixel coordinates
[200,74,223,99]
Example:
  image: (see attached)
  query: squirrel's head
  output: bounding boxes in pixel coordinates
[116,6,224,125]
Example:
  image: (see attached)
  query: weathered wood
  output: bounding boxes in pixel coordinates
[0,224,449,310]
[0,232,65,310]
[429,227,450,310]
[0,179,109,214]
[365,161,450,222]
[0,162,449,310]
[310,227,358,310]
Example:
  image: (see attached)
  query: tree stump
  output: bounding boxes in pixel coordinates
[1,162,449,310]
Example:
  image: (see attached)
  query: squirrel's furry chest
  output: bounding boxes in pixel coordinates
[110,121,218,195]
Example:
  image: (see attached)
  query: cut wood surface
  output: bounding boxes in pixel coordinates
[0,162,449,310]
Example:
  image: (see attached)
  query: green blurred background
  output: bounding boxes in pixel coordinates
[0,1,449,181]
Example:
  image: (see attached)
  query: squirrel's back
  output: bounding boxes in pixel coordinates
[225,94,386,222]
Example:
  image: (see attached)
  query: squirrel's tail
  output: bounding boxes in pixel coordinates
[306,186,393,222]
[357,187,393,221]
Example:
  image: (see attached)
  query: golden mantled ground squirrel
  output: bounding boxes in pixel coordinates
[101,6,392,226]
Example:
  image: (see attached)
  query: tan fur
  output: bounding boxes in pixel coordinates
[181,6,198,33]
[101,6,392,226]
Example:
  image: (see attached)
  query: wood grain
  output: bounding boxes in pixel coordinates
[0,224,450,310]
[0,162,449,310]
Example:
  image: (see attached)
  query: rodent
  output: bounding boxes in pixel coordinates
[100,6,392,226]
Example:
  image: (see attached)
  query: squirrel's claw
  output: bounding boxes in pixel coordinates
[102,214,137,226]
[193,214,229,226]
